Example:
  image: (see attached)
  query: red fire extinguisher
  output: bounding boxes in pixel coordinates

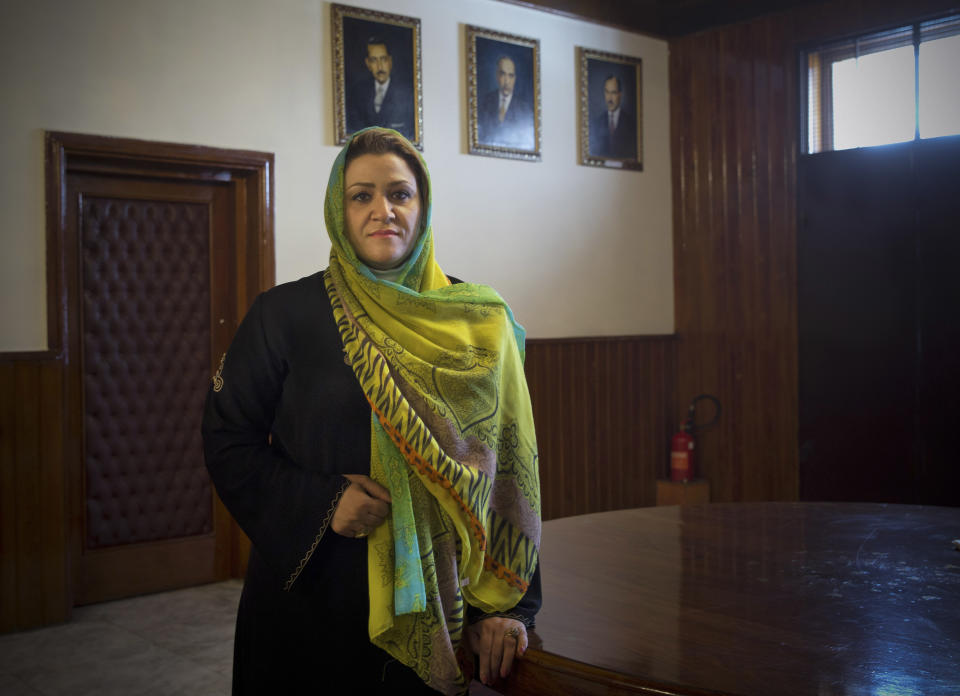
[670,394,721,482]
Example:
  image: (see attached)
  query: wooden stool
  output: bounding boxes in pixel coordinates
[655,479,710,506]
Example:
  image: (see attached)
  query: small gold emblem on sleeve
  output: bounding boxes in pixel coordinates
[212,352,226,392]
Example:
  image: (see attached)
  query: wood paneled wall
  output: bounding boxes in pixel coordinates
[670,14,800,502]
[668,0,958,503]
[0,355,69,632]
[525,337,677,520]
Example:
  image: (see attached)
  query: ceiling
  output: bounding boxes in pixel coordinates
[498,0,824,37]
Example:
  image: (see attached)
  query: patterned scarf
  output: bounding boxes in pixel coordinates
[323,128,541,695]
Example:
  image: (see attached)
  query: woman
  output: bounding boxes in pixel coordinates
[202,127,541,695]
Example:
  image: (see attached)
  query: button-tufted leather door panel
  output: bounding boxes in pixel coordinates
[66,172,238,605]
[80,196,212,549]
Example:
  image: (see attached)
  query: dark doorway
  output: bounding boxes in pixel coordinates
[46,132,273,604]
[797,135,960,505]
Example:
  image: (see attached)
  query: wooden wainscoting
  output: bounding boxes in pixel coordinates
[0,354,69,633]
[1,335,676,629]
[525,336,677,520]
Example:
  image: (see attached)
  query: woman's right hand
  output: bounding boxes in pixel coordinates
[332,474,392,538]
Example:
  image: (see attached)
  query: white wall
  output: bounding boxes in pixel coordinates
[0,0,672,350]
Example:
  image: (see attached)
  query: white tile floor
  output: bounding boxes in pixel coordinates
[0,581,240,696]
[0,580,503,695]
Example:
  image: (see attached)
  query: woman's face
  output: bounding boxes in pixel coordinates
[344,153,421,271]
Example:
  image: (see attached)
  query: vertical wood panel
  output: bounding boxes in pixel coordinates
[525,336,677,520]
[39,361,68,624]
[0,355,69,633]
[0,362,18,631]
[14,362,44,626]
[671,14,799,503]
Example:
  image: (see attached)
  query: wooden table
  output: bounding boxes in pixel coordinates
[504,502,960,696]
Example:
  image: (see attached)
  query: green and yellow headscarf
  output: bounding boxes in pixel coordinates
[324,128,541,695]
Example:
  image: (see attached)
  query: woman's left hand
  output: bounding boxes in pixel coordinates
[466,617,528,686]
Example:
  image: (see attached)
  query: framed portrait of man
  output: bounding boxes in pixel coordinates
[466,26,541,162]
[577,47,642,170]
[332,3,423,149]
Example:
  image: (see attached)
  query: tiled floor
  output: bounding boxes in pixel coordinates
[0,581,241,696]
[0,580,503,695]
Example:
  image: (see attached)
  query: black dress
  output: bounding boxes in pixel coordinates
[202,271,540,694]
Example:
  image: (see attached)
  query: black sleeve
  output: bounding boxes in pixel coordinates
[201,294,350,590]
[466,560,542,628]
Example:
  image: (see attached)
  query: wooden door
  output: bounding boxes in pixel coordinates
[64,174,233,604]
[47,132,274,606]
[797,143,916,503]
[797,136,960,505]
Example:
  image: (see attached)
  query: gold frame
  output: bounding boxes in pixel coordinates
[466,25,541,162]
[577,47,643,170]
[331,3,423,149]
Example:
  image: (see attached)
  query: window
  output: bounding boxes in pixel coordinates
[803,14,960,153]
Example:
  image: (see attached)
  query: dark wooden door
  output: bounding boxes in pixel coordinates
[64,173,237,604]
[798,136,960,505]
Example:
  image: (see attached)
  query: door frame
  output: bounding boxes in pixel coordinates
[45,131,273,606]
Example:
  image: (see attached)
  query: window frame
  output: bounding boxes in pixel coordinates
[801,13,959,154]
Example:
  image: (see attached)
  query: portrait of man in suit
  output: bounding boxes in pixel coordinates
[589,75,638,160]
[579,49,642,169]
[334,6,421,147]
[345,35,415,139]
[468,28,540,160]
[477,55,534,149]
